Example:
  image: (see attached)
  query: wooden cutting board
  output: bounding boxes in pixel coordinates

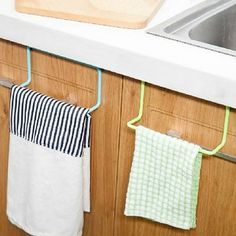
[15,0,164,29]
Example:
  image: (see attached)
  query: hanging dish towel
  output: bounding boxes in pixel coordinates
[7,85,91,236]
[125,126,202,230]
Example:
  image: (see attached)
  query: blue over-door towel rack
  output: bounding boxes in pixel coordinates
[0,47,102,113]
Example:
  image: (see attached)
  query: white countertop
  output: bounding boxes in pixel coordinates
[1,0,236,108]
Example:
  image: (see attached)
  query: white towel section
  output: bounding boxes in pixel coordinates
[83,147,91,212]
[7,134,84,236]
[83,116,91,212]
[7,85,91,236]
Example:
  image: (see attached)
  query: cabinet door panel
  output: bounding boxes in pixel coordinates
[0,40,123,236]
[114,78,236,236]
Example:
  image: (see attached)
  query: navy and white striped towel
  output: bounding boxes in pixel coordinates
[7,85,91,236]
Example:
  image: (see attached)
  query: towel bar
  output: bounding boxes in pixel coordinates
[167,130,236,163]
[0,77,14,88]
[127,81,236,163]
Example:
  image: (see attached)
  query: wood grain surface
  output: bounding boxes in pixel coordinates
[114,78,236,236]
[1,40,236,236]
[0,40,123,236]
[15,0,164,29]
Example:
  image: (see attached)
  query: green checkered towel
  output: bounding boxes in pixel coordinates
[125,126,202,230]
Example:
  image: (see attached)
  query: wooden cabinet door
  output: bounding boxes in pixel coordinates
[114,78,236,236]
[0,40,123,236]
[1,40,236,236]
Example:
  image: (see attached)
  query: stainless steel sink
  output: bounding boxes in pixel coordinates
[147,0,236,57]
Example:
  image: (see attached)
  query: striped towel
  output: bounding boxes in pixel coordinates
[125,126,202,230]
[7,85,91,236]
